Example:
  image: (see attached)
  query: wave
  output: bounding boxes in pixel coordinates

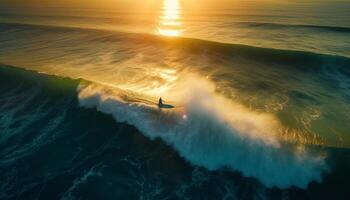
[0,65,79,165]
[1,22,350,64]
[235,22,350,33]
[78,72,329,189]
[0,64,330,188]
[4,11,349,34]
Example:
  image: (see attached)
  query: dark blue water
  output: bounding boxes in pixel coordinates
[0,65,350,200]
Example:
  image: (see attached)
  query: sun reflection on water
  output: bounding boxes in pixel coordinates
[158,0,182,37]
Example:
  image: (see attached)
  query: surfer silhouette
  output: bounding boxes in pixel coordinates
[158,97,163,107]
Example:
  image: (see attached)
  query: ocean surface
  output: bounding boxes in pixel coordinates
[0,1,350,199]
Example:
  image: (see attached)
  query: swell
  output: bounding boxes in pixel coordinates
[3,11,349,33]
[1,21,350,64]
[235,21,350,33]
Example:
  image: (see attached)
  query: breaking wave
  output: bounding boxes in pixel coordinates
[78,74,328,189]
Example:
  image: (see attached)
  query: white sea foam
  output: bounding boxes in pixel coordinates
[78,75,328,189]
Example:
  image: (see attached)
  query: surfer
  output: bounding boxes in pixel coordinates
[158,97,163,107]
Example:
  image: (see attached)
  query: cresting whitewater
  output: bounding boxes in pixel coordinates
[0,3,350,200]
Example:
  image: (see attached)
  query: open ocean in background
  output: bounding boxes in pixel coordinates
[0,1,350,199]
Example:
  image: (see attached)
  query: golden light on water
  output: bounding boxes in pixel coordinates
[158,0,182,37]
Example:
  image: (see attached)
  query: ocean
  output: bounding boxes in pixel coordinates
[0,1,350,199]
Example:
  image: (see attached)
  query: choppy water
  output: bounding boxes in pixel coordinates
[0,2,350,199]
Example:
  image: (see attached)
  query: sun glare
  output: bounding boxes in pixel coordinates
[158,0,182,37]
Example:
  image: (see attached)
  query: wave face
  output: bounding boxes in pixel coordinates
[0,65,79,166]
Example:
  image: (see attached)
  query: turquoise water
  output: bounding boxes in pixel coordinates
[0,2,350,199]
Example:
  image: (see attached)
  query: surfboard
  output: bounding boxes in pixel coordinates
[158,104,175,109]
